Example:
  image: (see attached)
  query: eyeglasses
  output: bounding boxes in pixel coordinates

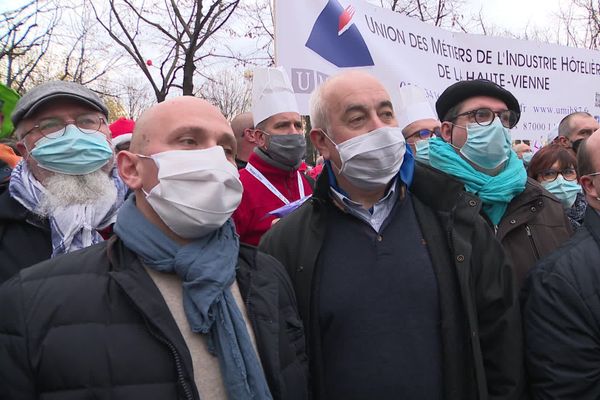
[23,114,106,139]
[405,127,440,143]
[453,107,519,129]
[538,167,578,182]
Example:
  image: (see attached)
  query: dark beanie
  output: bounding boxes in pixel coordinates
[435,79,520,123]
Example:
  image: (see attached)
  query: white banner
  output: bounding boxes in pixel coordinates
[275,0,600,144]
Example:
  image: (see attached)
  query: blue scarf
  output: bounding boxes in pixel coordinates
[429,137,527,225]
[114,196,272,400]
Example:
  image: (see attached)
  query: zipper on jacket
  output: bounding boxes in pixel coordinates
[143,317,194,400]
[494,225,498,235]
[525,225,540,259]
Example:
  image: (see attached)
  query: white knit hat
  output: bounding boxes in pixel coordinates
[397,85,437,130]
[252,67,299,126]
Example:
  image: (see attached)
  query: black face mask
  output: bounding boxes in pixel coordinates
[263,133,306,168]
[572,138,584,154]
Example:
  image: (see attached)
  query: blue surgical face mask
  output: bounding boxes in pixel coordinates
[459,117,511,170]
[522,151,534,165]
[30,124,113,175]
[414,139,430,164]
[541,175,581,209]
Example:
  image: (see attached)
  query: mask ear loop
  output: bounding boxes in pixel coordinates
[260,130,271,151]
[135,153,158,197]
[318,129,343,173]
[445,122,467,152]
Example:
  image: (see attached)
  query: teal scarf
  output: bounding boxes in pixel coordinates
[429,137,527,225]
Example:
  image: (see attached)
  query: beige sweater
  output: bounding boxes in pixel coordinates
[145,267,260,400]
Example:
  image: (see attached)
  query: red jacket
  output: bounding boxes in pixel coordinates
[233,153,313,246]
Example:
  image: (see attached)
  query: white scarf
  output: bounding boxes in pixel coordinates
[9,161,127,256]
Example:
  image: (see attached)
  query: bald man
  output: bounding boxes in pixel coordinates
[556,111,599,153]
[0,97,308,400]
[260,71,525,399]
[230,112,256,169]
[523,129,600,399]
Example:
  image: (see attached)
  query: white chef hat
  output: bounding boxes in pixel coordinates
[396,85,438,130]
[252,66,299,126]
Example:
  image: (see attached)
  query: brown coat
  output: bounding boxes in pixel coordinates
[496,177,573,288]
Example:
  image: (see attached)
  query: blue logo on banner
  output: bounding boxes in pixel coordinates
[305,0,374,68]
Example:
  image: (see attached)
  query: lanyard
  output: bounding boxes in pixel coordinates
[246,163,305,205]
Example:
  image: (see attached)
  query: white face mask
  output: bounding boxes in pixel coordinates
[140,146,243,239]
[323,126,406,191]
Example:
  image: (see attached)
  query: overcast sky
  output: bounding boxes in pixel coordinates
[465,0,563,33]
[2,0,565,34]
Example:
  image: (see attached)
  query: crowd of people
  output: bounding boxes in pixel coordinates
[0,65,599,400]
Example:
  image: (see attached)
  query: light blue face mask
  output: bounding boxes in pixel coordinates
[459,117,511,170]
[30,125,113,175]
[541,175,581,209]
[522,151,534,165]
[414,139,430,164]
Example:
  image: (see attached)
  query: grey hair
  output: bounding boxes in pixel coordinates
[309,80,329,134]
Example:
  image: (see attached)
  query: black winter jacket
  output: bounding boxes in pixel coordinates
[0,236,309,400]
[522,206,600,399]
[0,190,51,283]
[259,164,526,400]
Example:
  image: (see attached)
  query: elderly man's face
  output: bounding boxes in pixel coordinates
[16,98,111,183]
[313,72,397,168]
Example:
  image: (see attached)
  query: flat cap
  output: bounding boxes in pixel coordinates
[12,81,108,126]
[435,79,520,124]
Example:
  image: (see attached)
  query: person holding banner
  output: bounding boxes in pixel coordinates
[233,67,313,246]
[260,70,525,400]
[430,79,573,288]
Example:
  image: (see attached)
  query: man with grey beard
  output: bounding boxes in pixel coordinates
[0,81,127,283]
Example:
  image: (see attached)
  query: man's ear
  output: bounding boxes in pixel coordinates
[580,175,599,199]
[254,129,268,149]
[310,128,331,159]
[440,121,453,143]
[16,140,28,159]
[117,151,142,190]
[557,136,571,149]
[244,128,257,143]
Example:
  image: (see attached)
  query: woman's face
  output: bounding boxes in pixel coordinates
[536,161,578,183]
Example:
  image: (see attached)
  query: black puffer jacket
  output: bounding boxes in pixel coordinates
[522,206,600,399]
[0,237,309,400]
[260,164,525,400]
[0,190,51,283]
